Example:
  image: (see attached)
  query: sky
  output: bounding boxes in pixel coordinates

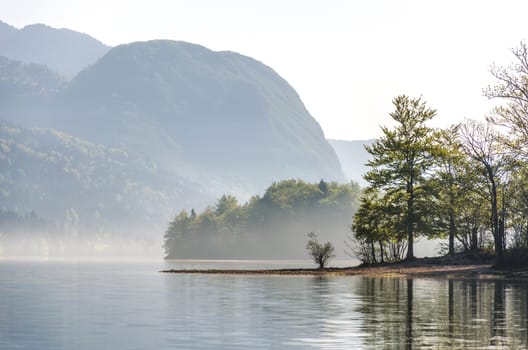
[2,0,528,140]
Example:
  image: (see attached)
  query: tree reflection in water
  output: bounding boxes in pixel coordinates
[355,277,528,349]
[406,278,413,350]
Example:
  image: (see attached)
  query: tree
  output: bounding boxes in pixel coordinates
[485,41,528,160]
[364,95,438,260]
[431,125,469,254]
[350,192,383,264]
[508,167,528,248]
[318,179,329,197]
[163,210,194,258]
[459,120,508,261]
[215,195,239,216]
[305,232,335,269]
[430,127,457,254]
[429,126,494,254]
[349,189,407,264]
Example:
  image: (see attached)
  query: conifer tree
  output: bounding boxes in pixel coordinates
[364,95,438,260]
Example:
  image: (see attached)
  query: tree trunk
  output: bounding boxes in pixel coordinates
[471,226,478,252]
[449,211,455,255]
[406,178,415,260]
[406,279,414,350]
[489,172,503,262]
[379,240,385,263]
[448,191,456,255]
[370,241,377,264]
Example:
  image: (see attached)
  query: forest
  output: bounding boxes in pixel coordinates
[350,42,528,267]
[163,179,360,259]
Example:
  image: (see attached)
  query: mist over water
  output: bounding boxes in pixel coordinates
[0,229,440,262]
[0,233,163,259]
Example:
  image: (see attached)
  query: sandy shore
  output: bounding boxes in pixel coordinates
[161,255,528,279]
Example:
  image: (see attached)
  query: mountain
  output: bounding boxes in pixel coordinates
[0,56,65,125]
[0,31,348,256]
[0,121,210,238]
[47,40,345,190]
[0,20,110,79]
[328,139,375,186]
[0,20,17,38]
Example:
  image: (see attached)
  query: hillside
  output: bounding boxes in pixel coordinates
[0,29,350,255]
[0,121,210,239]
[328,139,374,186]
[0,56,64,125]
[0,20,110,79]
[49,40,345,189]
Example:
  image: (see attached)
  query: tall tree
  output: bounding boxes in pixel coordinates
[430,126,461,254]
[453,157,489,253]
[431,126,491,254]
[485,41,528,160]
[364,95,438,260]
[459,120,508,261]
[508,167,528,248]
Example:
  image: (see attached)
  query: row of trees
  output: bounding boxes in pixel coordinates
[350,42,528,265]
[164,179,360,259]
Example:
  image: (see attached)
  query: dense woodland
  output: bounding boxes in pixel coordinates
[350,42,528,266]
[163,179,360,259]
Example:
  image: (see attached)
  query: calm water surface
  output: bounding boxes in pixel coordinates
[0,259,527,349]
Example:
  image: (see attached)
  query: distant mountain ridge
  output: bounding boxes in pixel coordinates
[328,139,374,186]
[0,20,110,79]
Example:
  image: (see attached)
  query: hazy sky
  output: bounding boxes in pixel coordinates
[2,0,528,140]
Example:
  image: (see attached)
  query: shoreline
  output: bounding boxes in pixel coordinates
[161,255,528,279]
[161,264,492,277]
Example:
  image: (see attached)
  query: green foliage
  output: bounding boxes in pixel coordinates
[305,232,335,269]
[349,96,513,263]
[508,168,528,249]
[163,179,360,259]
[349,189,407,264]
[362,95,439,260]
[459,120,509,261]
[428,125,489,254]
[351,45,528,265]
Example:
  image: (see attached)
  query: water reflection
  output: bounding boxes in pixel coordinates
[355,277,528,349]
[0,261,527,350]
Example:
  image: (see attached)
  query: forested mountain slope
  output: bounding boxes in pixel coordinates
[0,121,209,238]
[49,40,345,188]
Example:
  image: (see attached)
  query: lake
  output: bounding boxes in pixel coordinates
[0,259,527,349]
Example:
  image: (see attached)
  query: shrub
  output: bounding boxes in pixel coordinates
[306,232,335,269]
